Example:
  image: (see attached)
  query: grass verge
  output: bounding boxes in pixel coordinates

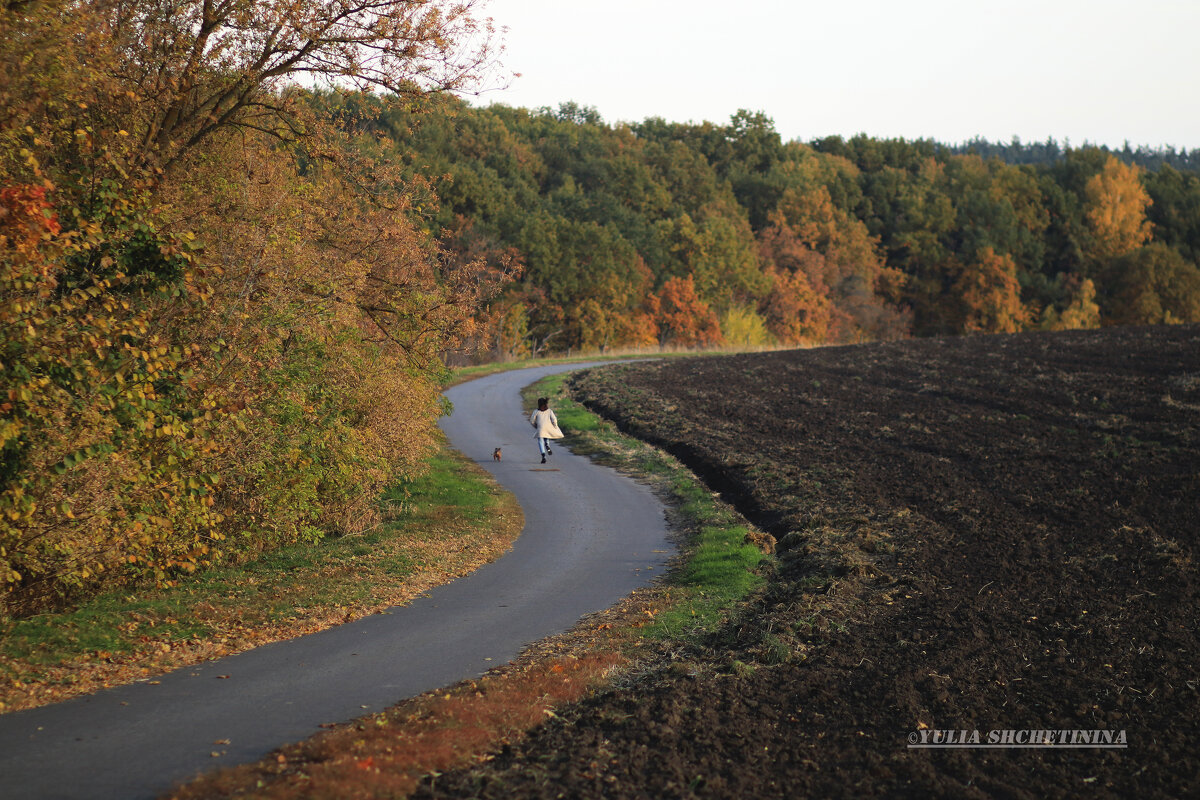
[0,448,523,714]
[522,371,770,640]
[166,365,773,799]
[447,352,670,387]
[446,342,779,387]
[169,652,627,800]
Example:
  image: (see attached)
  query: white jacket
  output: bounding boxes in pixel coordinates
[530,408,564,439]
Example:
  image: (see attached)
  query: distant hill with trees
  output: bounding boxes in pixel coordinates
[348,96,1200,358]
[943,137,1200,172]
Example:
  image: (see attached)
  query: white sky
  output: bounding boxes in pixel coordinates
[472,0,1200,149]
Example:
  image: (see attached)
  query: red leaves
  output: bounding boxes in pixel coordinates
[0,185,61,256]
[645,275,724,348]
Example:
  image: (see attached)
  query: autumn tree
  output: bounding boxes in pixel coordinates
[772,169,907,341]
[1039,275,1101,330]
[131,0,497,171]
[756,219,831,343]
[1100,243,1200,325]
[954,247,1031,333]
[653,206,767,311]
[436,216,524,361]
[1,173,220,609]
[1,0,503,612]
[719,304,773,348]
[353,99,1200,357]
[1084,155,1153,261]
[645,275,724,348]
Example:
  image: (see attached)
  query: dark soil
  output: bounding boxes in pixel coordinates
[414,325,1200,799]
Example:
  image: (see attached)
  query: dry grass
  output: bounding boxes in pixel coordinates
[445,342,808,387]
[167,654,621,800]
[163,588,672,800]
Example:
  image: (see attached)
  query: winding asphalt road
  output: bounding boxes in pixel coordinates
[0,363,672,800]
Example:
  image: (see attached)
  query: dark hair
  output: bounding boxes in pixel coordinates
[537,397,549,411]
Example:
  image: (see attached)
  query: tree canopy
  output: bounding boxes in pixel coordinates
[1,0,503,613]
[366,98,1200,358]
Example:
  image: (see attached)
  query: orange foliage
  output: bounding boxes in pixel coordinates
[955,247,1031,333]
[756,220,832,343]
[769,194,907,342]
[623,310,662,349]
[0,186,61,254]
[761,265,830,345]
[645,275,724,347]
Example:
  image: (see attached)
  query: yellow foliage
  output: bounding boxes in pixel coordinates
[1041,277,1101,331]
[1085,156,1153,260]
[719,304,774,348]
[1,0,503,614]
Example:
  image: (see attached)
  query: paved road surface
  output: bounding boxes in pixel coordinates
[0,363,672,800]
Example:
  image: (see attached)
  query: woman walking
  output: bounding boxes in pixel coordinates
[530,397,564,464]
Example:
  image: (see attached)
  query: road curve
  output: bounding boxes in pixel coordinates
[0,363,672,800]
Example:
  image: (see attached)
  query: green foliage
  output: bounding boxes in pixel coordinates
[1101,243,1200,325]
[1145,165,1200,264]
[379,99,1200,356]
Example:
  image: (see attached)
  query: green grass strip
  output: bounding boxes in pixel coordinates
[523,371,767,642]
[0,448,516,679]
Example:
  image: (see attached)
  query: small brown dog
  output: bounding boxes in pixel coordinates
[492,447,502,462]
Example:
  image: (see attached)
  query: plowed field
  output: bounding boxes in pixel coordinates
[415,325,1200,799]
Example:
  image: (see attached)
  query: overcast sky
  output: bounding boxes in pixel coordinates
[473,0,1200,149]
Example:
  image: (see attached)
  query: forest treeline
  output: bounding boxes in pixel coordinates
[354,98,1200,358]
[946,137,1200,172]
[0,0,502,614]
